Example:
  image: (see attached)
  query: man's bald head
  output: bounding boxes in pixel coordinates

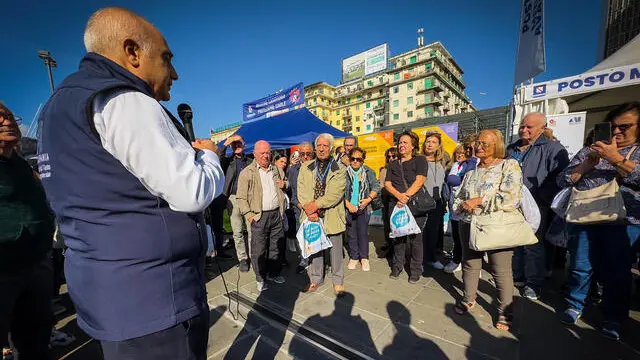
[519,112,547,144]
[83,7,178,102]
[254,140,271,169]
[84,7,157,56]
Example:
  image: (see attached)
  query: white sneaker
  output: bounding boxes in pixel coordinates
[267,275,286,284]
[348,259,359,270]
[443,262,461,273]
[257,281,269,292]
[429,261,445,270]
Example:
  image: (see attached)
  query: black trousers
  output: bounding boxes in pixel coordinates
[101,310,210,360]
[0,256,53,360]
[250,209,284,282]
[390,203,426,279]
[209,195,227,252]
[423,200,445,264]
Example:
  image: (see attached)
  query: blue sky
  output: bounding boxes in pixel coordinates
[1,0,602,138]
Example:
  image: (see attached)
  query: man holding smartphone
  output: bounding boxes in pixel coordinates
[507,112,570,300]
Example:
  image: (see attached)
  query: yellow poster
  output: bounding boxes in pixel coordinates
[333,137,345,152]
[357,131,394,177]
[413,124,459,157]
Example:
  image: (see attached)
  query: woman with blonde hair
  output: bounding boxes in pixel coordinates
[422,132,447,270]
[453,129,522,331]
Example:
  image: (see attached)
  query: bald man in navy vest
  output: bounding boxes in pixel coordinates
[37,7,224,360]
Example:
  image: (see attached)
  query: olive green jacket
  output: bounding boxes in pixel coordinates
[297,159,346,235]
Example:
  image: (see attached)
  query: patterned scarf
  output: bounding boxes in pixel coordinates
[314,158,331,200]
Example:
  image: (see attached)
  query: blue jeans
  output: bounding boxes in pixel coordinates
[565,223,640,325]
[512,205,550,289]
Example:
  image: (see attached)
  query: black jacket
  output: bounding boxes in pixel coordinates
[217,146,252,196]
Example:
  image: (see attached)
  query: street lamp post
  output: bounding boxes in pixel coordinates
[38,50,57,93]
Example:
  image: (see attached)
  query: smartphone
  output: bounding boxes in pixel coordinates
[594,122,612,143]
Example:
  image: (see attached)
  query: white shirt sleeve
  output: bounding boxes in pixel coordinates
[92,90,224,213]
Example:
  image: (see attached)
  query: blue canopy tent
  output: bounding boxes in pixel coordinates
[220,108,349,152]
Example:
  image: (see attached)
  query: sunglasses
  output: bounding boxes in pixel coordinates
[350,156,364,163]
[387,155,397,159]
[299,151,313,156]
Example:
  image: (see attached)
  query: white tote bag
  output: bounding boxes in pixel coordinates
[389,205,422,238]
[520,186,541,232]
[550,187,571,218]
[296,219,333,259]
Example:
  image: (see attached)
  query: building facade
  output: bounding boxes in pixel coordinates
[387,42,472,126]
[210,122,241,144]
[304,40,472,134]
[304,82,339,126]
[598,0,640,61]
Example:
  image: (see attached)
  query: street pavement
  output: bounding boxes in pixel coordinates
[52,227,640,359]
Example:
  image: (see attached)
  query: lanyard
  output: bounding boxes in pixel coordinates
[316,159,332,183]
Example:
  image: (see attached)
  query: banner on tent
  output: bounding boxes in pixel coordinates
[358,131,394,177]
[546,112,586,159]
[413,123,459,156]
[243,83,305,122]
[514,0,546,85]
[524,63,640,102]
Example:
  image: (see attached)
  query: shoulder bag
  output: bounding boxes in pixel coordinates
[399,159,436,217]
[565,146,637,224]
[469,161,538,251]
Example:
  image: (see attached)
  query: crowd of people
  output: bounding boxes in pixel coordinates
[1,6,640,360]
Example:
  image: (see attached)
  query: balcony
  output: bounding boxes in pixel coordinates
[416,79,444,93]
[342,111,353,119]
[373,103,385,112]
[416,94,443,108]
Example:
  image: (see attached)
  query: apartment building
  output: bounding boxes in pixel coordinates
[304,82,339,126]
[387,42,472,126]
[304,40,472,134]
[210,122,241,144]
[332,73,388,135]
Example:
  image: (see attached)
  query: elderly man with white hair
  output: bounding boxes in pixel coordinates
[37,7,224,359]
[297,133,347,297]
[507,112,569,301]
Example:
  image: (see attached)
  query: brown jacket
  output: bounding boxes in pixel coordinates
[236,160,287,222]
[297,159,346,235]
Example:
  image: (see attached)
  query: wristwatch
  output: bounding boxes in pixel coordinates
[614,158,627,167]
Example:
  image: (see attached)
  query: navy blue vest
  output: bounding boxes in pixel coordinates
[37,53,208,341]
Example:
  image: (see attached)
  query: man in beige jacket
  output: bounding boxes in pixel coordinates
[236,140,287,292]
[298,133,347,297]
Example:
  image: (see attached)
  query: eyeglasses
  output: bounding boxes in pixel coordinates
[299,151,313,156]
[464,146,473,151]
[350,156,364,163]
[475,141,493,148]
[612,123,637,132]
[387,155,397,159]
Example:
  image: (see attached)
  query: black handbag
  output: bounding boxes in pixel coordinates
[399,160,436,217]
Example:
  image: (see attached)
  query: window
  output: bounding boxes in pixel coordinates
[393,86,399,94]
[378,99,383,106]
[393,113,399,120]
[319,88,324,94]
[356,127,361,132]
[393,100,399,107]
[410,55,416,64]
[425,78,433,88]
[336,110,340,115]
[356,116,360,122]
[408,82,413,90]
[366,102,371,109]
[408,111,413,118]
[337,120,341,125]
[356,105,360,110]
[367,80,373,86]
[426,63,432,70]
[394,73,400,80]
[408,67,414,73]
[357,95,362,102]
[407,97,413,104]
[366,125,371,131]
[425,107,433,113]
[430,50,436,56]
